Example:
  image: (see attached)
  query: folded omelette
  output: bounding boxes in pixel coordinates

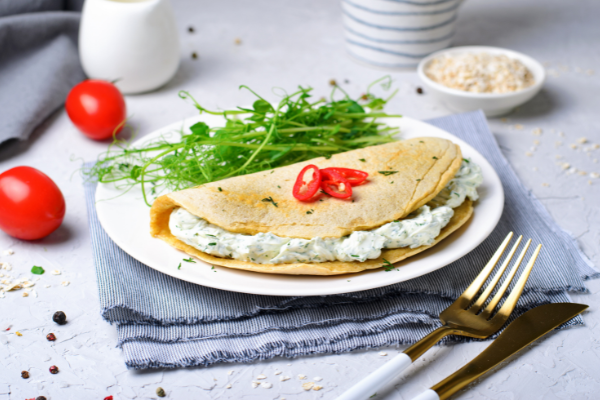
[150,137,482,275]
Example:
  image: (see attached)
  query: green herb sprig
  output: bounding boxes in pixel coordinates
[85,77,401,206]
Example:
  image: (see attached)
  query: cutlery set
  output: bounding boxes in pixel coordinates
[337,232,588,400]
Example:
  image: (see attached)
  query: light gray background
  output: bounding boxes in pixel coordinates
[1,0,599,399]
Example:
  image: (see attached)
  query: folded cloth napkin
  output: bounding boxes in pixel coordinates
[84,110,599,369]
[0,0,85,145]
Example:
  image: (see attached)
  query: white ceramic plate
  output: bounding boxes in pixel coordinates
[95,115,504,296]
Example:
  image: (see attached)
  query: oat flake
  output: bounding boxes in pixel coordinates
[302,382,315,391]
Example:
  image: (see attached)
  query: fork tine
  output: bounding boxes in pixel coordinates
[454,232,514,309]
[470,235,523,314]
[491,243,541,320]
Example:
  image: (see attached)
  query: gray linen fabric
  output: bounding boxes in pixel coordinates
[0,0,85,144]
[84,111,598,369]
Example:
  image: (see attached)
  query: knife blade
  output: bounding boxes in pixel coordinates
[413,303,588,400]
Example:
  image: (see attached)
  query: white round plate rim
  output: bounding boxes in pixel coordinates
[95,115,504,296]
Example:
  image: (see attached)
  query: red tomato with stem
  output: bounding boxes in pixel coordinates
[0,167,66,240]
[65,79,127,140]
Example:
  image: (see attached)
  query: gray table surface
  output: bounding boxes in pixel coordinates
[1,0,599,399]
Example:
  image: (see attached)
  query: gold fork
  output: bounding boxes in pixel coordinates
[336,232,541,400]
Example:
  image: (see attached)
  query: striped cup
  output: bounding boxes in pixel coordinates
[342,0,462,69]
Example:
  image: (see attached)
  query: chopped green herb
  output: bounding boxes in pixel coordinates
[218,187,222,192]
[390,181,394,184]
[306,209,314,214]
[419,140,424,143]
[463,158,469,163]
[351,255,359,258]
[177,263,182,270]
[262,196,278,207]
[206,234,216,237]
[320,190,331,196]
[31,266,45,275]
[208,242,217,246]
[370,393,377,399]
[211,266,215,270]
[432,156,438,160]
[382,258,394,271]
[277,185,281,188]
[183,257,196,263]
[378,171,398,176]
[270,170,274,174]
[416,178,421,181]
[359,158,366,162]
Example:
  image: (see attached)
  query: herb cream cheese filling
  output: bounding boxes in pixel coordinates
[169,160,482,264]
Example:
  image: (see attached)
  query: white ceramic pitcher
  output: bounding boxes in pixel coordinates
[79,0,180,94]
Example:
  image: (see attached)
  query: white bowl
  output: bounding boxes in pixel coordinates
[417,46,546,117]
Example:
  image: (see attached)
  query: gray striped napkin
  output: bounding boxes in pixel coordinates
[84,110,598,369]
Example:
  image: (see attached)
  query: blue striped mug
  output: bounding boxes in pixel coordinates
[342,0,462,68]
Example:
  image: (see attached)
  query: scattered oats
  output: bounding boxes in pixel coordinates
[22,292,28,297]
[586,69,595,76]
[514,124,524,130]
[379,352,388,356]
[257,374,267,380]
[594,159,598,163]
[302,382,315,391]
[570,144,578,150]
[251,381,260,389]
[533,140,540,145]
[21,281,35,288]
[314,377,323,382]
[555,155,562,159]
[298,374,307,380]
[61,281,70,287]
[0,292,4,298]
[588,180,593,185]
[525,152,533,157]
[45,284,51,288]
[592,144,600,150]
[15,331,22,336]
[547,69,559,77]
[500,118,508,123]
[578,171,588,176]
[261,382,273,389]
[274,371,282,375]
[559,131,565,137]
[234,37,242,45]
[555,141,563,147]
[30,290,37,298]
[4,282,22,291]
[51,270,61,275]
[590,172,600,179]
[577,137,588,144]
[542,183,550,187]
[568,167,578,174]
[3,249,14,256]
[313,385,324,391]
[558,65,568,72]
[0,273,3,277]
[225,384,232,389]
[227,370,234,375]
[287,363,292,366]
[280,376,290,382]
[532,128,542,135]
[2,263,12,271]
[561,162,571,170]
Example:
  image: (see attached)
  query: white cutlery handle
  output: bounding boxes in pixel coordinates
[335,353,412,400]
[411,389,440,400]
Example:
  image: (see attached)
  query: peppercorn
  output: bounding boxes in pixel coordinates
[52,311,67,325]
[329,79,337,86]
[36,397,47,400]
[21,370,29,379]
[191,52,198,60]
[416,87,423,94]
[49,365,59,374]
[156,387,166,397]
[188,26,194,33]
[46,333,56,341]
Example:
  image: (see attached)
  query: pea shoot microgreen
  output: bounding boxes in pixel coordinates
[84,77,401,206]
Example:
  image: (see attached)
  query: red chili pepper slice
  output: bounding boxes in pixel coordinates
[293,164,321,201]
[321,167,368,186]
[320,169,353,199]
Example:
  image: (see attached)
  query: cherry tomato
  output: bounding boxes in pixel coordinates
[65,79,126,140]
[0,166,66,240]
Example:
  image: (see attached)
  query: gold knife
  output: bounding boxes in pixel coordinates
[411,303,588,400]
